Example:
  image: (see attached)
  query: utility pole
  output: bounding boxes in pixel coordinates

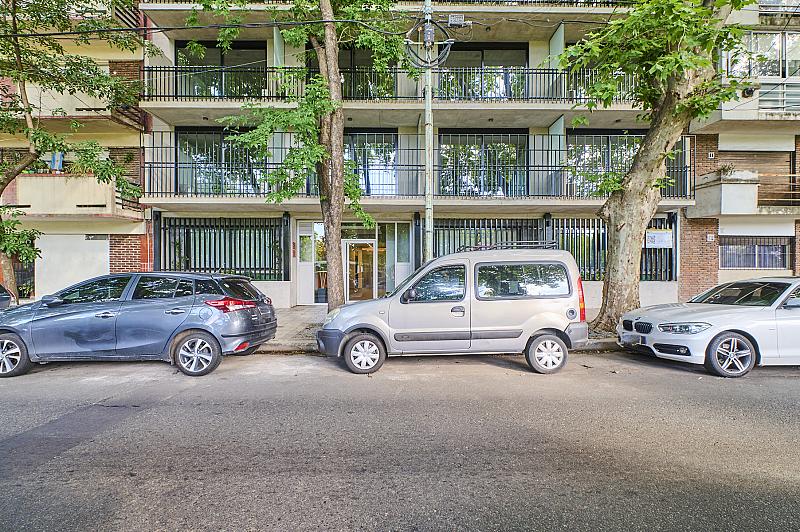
[405,5,454,263]
[423,0,435,262]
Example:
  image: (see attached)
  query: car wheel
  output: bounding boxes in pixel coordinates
[173,331,222,377]
[343,333,386,375]
[0,333,32,378]
[525,334,568,374]
[705,332,756,378]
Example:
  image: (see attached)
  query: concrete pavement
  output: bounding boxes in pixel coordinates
[1,351,799,530]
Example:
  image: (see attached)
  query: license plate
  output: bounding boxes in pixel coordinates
[621,333,647,346]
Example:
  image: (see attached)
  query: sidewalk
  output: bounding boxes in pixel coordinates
[258,305,617,354]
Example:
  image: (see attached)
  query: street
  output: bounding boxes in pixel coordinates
[1,351,799,531]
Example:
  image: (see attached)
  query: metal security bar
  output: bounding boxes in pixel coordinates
[139,0,629,4]
[142,132,694,200]
[160,217,284,280]
[142,66,306,101]
[758,0,800,13]
[719,236,795,269]
[759,83,800,112]
[434,217,677,281]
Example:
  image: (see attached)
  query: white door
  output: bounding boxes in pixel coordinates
[776,286,800,360]
[343,239,377,303]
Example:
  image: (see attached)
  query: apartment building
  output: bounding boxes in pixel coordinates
[16,0,791,310]
[0,8,148,298]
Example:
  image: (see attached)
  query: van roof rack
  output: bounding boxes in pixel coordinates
[456,240,559,252]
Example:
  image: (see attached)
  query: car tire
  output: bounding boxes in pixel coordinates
[0,333,32,378]
[173,331,223,377]
[525,334,568,374]
[704,332,756,378]
[343,333,386,375]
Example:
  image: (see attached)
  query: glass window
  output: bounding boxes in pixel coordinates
[397,223,410,263]
[477,263,570,299]
[299,235,313,263]
[219,278,261,300]
[196,279,223,295]
[408,265,465,302]
[691,281,790,306]
[753,33,782,77]
[175,280,195,297]
[786,33,800,77]
[133,276,180,300]
[60,276,131,304]
[719,237,792,269]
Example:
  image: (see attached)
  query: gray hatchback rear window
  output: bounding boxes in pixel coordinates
[476,263,570,299]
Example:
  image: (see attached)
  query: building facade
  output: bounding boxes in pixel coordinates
[7,1,800,312]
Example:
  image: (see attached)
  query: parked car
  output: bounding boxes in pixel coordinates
[617,278,800,378]
[317,248,588,374]
[0,284,12,309]
[0,273,277,378]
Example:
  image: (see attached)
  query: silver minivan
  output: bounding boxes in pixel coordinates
[317,248,588,374]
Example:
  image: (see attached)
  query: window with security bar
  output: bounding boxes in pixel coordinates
[719,236,795,269]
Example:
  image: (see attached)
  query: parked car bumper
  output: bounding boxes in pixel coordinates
[317,328,346,357]
[220,318,278,354]
[616,325,711,365]
[565,322,589,349]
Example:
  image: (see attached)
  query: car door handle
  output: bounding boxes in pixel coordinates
[94,311,116,319]
[165,308,186,315]
[450,305,465,316]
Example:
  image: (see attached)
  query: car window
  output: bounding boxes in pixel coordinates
[408,265,465,302]
[691,281,790,306]
[219,278,261,300]
[175,280,195,297]
[133,276,180,300]
[477,263,570,299]
[0,284,9,296]
[60,276,131,304]
[196,279,224,295]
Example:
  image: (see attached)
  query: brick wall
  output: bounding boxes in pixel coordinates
[694,134,719,179]
[109,60,142,82]
[679,213,719,302]
[109,147,142,186]
[795,220,800,275]
[109,226,152,273]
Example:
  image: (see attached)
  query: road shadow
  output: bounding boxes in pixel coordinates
[325,352,533,374]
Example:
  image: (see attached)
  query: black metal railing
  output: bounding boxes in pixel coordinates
[758,0,800,13]
[142,132,694,199]
[141,66,635,103]
[140,0,628,4]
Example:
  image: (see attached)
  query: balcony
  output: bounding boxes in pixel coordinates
[11,173,142,220]
[758,0,800,13]
[141,66,634,103]
[758,82,800,113]
[759,174,800,207]
[142,132,693,202]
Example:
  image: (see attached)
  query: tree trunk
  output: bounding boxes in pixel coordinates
[0,252,17,303]
[317,0,347,312]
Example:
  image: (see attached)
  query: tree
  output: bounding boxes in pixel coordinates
[560,0,751,331]
[187,0,409,310]
[0,0,146,297]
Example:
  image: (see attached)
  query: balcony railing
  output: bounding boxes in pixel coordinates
[758,0,800,13]
[758,174,800,207]
[141,66,635,103]
[758,82,800,112]
[142,132,693,200]
[139,0,627,5]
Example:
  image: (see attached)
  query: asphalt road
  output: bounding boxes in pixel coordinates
[1,350,799,531]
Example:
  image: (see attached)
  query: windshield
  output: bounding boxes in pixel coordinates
[690,281,790,307]
[385,261,432,298]
[219,278,262,301]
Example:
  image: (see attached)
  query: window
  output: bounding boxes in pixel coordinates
[407,265,466,302]
[133,276,194,300]
[60,276,131,304]
[196,280,223,295]
[477,263,570,299]
[691,281,791,307]
[719,236,794,269]
[219,278,261,301]
[438,132,529,196]
[299,235,313,263]
[727,32,800,78]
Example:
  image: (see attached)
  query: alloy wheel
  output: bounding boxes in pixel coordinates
[714,337,752,376]
[350,340,380,370]
[0,339,21,375]
[178,338,214,374]
[534,340,564,370]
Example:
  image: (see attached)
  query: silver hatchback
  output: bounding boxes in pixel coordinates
[0,273,277,378]
[318,249,588,374]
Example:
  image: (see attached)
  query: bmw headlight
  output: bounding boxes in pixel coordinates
[657,322,711,335]
[323,307,341,326]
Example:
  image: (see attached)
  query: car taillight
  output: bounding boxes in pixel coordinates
[206,298,257,313]
[576,276,586,322]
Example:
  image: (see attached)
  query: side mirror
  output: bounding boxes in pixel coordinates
[783,297,800,309]
[401,288,417,303]
[41,294,64,307]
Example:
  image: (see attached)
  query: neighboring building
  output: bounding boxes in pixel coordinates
[0,8,149,298]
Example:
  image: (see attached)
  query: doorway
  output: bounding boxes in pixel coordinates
[343,239,377,303]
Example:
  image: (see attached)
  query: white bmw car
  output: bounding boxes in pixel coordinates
[618,278,800,378]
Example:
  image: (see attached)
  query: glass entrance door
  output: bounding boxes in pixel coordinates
[344,240,376,303]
